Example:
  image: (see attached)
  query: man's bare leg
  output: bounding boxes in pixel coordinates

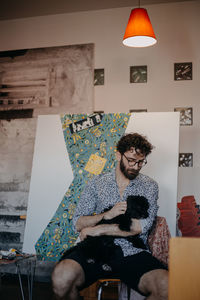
[138,269,168,300]
[52,259,85,300]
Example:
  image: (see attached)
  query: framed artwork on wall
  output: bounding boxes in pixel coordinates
[130,66,147,83]
[0,44,94,117]
[94,69,104,85]
[174,62,192,81]
[179,153,193,167]
[129,109,147,113]
[93,110,104,114]
[174,107,193,126]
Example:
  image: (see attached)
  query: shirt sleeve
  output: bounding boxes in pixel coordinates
[72,177,98,232]
[139,181,159,235]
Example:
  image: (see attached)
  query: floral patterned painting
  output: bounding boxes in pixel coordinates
[35,113,130,261]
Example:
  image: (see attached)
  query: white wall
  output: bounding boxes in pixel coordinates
[0,0,199,203]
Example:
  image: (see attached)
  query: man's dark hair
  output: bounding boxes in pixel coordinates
[116,133,153,156]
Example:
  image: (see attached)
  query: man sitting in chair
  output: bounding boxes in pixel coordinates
[52,133,168,300]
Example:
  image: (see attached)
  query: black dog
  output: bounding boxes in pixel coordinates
[62,195,149,263]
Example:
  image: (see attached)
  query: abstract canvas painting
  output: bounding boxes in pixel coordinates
[130,66,147,83]
[94,69,104,85]
[179,153,193,167]
[0,44,94,117]
[174,62,192,81]
[174,107,193,126]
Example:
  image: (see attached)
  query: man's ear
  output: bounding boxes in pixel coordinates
[116,151,121,162]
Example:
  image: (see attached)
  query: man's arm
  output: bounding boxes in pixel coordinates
[139,182,159,235]
[75,213,105,232]
[77,180,159,240]
[76,201,128,232]
[79,218,142,241]
[72,179,98,232]
[78,200,142,241]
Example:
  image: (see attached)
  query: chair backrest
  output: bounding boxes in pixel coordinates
[148,216,171,265]
[169,237,200,300]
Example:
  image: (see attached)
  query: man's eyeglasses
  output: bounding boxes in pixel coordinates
[123,154,147,168]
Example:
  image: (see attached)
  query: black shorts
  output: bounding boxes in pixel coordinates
[60,246,167,293]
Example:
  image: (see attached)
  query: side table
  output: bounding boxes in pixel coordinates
[0,255,36,300]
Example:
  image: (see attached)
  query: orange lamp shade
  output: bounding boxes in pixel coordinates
[123,8,157,47]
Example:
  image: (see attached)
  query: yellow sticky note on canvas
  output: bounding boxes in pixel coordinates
[84,153,106,175]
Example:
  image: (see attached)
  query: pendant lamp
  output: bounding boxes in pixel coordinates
[123,4,157,48]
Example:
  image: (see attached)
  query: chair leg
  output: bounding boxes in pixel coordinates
[97,283,103,300]
[127,286,130,300]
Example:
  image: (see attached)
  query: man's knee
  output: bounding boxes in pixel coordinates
[52,259,85,298]
[138,269,168,299]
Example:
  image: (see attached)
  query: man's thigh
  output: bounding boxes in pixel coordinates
[60,247,167,292]
[60,247,118,289]
[111,251,167,293]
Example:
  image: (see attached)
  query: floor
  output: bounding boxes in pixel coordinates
[0,274,118,300]
[0,274,54,300]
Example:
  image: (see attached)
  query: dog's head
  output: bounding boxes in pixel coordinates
[125,195,149,219]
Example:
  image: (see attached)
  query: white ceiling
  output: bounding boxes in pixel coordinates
[0,0,193,21]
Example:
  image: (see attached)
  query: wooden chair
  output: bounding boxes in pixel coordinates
[97,279,121,300]
[169,237,200,300]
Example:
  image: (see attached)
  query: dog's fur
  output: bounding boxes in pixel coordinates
[62,195,149,263]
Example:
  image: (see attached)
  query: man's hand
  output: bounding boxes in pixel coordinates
[79,226,101,241]
[130,218,142,234]
[103,201,127,220]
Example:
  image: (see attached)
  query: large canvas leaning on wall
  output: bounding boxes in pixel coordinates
[23,112,179,260]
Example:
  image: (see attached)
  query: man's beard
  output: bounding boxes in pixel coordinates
[120,158,139,180]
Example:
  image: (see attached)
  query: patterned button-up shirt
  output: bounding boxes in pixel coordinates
[73,169,159,257]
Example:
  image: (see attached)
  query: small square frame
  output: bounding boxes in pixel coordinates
[130,66,147,83]
[179,153,193,167]
[94,69,104,86]
[93,110,104,114]
[129,109,147,113]
[174,62,192,81]
[174,107,193,126]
